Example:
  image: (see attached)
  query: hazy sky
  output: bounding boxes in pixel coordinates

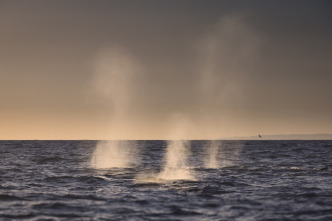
[1,0,331,139]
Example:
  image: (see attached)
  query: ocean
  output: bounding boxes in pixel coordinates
[1,140,331,220]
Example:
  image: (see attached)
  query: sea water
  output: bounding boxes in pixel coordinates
[1,140,331,220]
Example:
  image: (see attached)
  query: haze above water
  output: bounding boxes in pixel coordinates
[1,1,332,140]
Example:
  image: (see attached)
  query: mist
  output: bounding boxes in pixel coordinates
[91,45,141,139]
[196,14,260,138]
[88,14,260,140]
[90,46,140,168]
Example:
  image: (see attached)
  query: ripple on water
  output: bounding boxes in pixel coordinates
[1,140,332,220]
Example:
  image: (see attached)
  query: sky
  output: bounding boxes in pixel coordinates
[0,0,331,140]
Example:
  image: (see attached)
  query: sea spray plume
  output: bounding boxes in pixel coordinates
[157,140,194,180]
[204,140,220,169]
[204,140,244,169]
[198,14,259,103]
[197,14,260,138]
[90,45,140,168]
[158,115,195,181]
[197,14,259,162]
[90,140,137,169]
[134,115,196,183]
[92,45,139,131]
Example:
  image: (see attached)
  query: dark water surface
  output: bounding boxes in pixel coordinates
[1,140,332,220]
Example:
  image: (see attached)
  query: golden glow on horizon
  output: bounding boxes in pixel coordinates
[0,108,329,140]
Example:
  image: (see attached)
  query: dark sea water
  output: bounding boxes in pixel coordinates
[1,140,332,220]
